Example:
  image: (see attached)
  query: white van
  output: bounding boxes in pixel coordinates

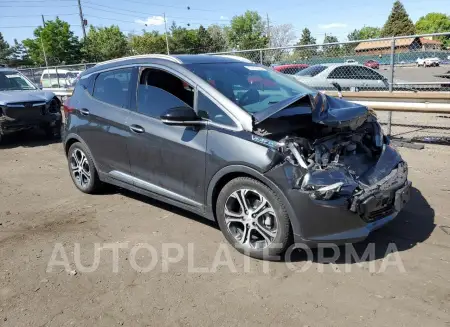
[40,69,71,88]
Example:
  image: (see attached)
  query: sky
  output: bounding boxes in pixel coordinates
[0,0,449,44]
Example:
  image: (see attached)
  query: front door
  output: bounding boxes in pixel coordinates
[126,67,207,207]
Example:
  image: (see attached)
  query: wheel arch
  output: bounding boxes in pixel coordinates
[64,133,100,173]
[206,165,300,235]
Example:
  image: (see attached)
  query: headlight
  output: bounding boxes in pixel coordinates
[311,182,344,200]
[45,98,59,113]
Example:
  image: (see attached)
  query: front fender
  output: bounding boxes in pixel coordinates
[205,164,302,235]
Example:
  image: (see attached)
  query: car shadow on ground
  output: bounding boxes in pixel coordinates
[0,130,61,149]
[112,188,219,230]
[107,185,434,264]
[288,186,435,264]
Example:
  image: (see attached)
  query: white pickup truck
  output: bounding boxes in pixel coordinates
[416,57,440,67]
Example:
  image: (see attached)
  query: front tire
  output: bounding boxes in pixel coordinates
[44,124,61,140]
[216,177,292,259]
[67,142,101,194]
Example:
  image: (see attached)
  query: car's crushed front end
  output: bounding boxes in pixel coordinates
[0,91,62,139]
[252,92,411,245]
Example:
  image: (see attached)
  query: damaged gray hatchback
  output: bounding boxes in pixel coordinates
[63,54,411,259]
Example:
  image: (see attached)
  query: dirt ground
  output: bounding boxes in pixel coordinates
[0,130,449,327]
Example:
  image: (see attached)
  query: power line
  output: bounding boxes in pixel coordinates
[83,5,230,23]
[82,2,231,24]
[85,14,224,27]
[1,13,79,17]
[0,3,77,7]
[0,25,81,28]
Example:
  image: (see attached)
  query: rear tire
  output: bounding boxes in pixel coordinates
[216,177,292,260]
[67,142,101,194]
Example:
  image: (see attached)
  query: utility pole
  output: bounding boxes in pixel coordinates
[266,13,270,47]
[77,0,86,38]
[163,12,170,55]
[40,15,49,68]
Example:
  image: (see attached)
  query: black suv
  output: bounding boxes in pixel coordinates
[63,55,411,259]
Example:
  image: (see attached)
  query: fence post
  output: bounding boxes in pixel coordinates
[387,36,395,137]
[259,50,263,64]
[30,69,36,86]
[84,63,87,71]
[56,66,60,88]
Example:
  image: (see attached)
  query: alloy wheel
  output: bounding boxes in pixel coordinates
[224,189,278,250]
[70,148,91,188]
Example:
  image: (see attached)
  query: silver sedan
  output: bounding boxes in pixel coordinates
[293,63,390,91]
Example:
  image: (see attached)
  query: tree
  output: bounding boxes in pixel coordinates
[269,24,295,48]
[8,39,33,66]
[381,1,415,37]
[345,26,381,54]
[294,28,317,59]
[170,23,200,54]
[197,25,214,53]
[0,32,12,63]
[82,25,128,62]
[227,11,268,50]
[347,26,381,41]
[207,25,229,52]
[129,30,167,55]
[22,18,81,65]
[416,13,450,47]
[323,34,340,57]
[266,24,296,64]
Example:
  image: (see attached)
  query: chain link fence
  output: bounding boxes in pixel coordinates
[18,63,96,88]
[210,32,450,93]
[16,32,450,142]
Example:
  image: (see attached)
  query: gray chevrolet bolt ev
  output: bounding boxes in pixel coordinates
[62,54,411,259]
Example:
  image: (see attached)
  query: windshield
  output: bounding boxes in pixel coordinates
[186,62,314,113]
[295,65,327,77]
[42,73,68,79]
[0,71,37,91]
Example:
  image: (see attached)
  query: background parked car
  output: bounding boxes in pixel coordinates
[0,68,62,143]
[293,63,391,91]
[364,60,380,69]
[272,64,309,75]
[416,57,440,67]
[40,69,72,88]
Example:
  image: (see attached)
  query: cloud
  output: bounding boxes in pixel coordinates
[135,16,165,26]
[318,23,347,29]
[220,16,229,20]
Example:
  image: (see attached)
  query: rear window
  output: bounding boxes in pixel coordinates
[295,65,327,77]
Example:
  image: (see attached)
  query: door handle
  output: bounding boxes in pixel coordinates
[130,124,145,134]
[80,108,90,116]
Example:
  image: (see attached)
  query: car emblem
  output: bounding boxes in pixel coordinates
[25,103,33,109]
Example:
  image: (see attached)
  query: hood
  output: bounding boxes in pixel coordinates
[253,92,369,129]
[0,90,55,105]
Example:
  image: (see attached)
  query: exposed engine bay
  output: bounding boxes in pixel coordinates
[255,112,410,222]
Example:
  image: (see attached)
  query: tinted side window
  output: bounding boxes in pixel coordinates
[93,68,132,108]
[328,66,353,79]
[72,75,92,97]
[197,91,236,127]
[137,68,194,118]
[353,67,384,80]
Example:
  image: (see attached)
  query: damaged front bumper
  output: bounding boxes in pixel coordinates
[265,146,411,246]
[0,110,62,135]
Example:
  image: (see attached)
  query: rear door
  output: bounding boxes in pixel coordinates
[352,66,388,90]
[75,67,137,177]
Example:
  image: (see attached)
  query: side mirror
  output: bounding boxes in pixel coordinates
[160,106,204,126]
